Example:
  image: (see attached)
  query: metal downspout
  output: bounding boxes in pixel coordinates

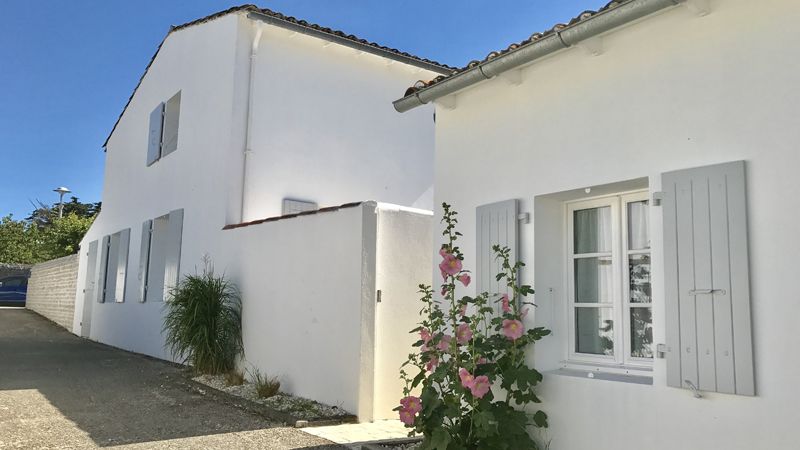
[240,23,263,222]
[393,0,681,112]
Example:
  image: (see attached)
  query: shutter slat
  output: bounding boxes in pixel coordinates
[114,228,130,303]
[691,178,717,392]
[709,171,736,393]
[138,220,153,303]
[663,180,682,388]
[675,177,699,388]
[147,103,164,165]
[163,209,184,299]
[98,235,110,303]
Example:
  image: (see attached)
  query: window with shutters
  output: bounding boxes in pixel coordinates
[566,191,652,369]
[146,91,181,166]
[97,229,131,303]
[139,209,184,302]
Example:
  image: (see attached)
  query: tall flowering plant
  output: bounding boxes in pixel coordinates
[397,203,551,449]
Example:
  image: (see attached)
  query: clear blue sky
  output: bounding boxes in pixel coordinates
[0,0,599,219]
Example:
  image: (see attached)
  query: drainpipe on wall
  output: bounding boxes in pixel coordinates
[240,23,264,222]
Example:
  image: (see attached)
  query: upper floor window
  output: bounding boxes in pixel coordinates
[566,191,652,368]
[147,91,181,166]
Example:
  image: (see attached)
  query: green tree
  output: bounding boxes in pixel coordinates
[0,197,99,264]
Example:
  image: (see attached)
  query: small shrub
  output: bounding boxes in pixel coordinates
[225,369,245,386]
[250,368,280,399]
[162,262,243,375]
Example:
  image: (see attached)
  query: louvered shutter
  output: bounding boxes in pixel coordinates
[98,235,110,303]
[113,228,130,303]
[476,200,519,299]
[662,160,754,396]
[162,92,180,156]
[138,220,153,302]
[163,209,184,299]
[147,103,164,166]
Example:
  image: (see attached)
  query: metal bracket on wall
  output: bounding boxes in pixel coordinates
[517,212,530,224]
[376,289,382,303]
[652,191,665,206]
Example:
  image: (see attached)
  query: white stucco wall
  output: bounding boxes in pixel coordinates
[242,24,438,221]
[73,10,440,370]
[73,14,241,358]
[430,1,799,449]
[373,204,433,419]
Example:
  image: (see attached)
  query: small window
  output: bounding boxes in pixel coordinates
[282,199,318,215]
[146,91,181,166]
[567,192,651,368]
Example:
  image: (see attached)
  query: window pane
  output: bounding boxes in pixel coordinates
[575,307,614,355]
[575,257,613,303]
[627,200,650,250]
[574,206,611,254]
[630,307,653,358]
[629,254,651,303]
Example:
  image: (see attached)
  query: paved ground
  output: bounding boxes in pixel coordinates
[0,308,343,449]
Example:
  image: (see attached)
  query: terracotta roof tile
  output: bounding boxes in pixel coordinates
[222,201,364,230]
[402,1,628,96]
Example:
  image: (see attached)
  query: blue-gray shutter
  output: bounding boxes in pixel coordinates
[147,103,164,166]
[98,235,110,303]
[476,200,519,299]
[138,220,153,302]
[113,228,131,303]
[163,209,184,299]
[82,240,99,333]
[662,160,754,396]
[162,92,180,156]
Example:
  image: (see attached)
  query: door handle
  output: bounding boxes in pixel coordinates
[688,289,726,296]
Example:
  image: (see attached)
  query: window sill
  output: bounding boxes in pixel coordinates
[548,362,653,385]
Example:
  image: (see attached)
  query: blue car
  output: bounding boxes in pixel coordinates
[0,276,28,306]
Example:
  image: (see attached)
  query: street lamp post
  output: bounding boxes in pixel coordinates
[53,187,71,218]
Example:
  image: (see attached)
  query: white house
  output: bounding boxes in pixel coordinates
[73,5,449,421]
[394,0,799,448]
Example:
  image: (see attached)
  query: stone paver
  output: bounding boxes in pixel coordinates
[302,420,412,446]
[0,309,342,449]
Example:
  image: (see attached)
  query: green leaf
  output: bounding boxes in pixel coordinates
[430,427,451,449]
[533,410,548,428]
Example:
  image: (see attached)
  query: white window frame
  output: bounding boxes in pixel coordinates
[565,189,652,373]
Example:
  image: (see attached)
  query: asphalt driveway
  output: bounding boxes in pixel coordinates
[0,308,342,449]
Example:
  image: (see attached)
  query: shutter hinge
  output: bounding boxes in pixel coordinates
[652,191,665,206]
[376,289,382,303]
[517,212,530,224]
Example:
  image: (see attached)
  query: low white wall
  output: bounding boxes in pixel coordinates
[431,1,800,449]
[218,203,372,417]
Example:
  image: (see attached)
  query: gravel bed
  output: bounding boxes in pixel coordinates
[193,374,353,421]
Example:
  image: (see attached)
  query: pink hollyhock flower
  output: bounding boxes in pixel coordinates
[420,328,432,343]
[439,253,462,278]
[470,375,491,398]
[399,408,415,426]
[459,368,475,389]
[439,246,448,257]
[400,396,422,415]
[456,323,473,344]
[501,294,511,313]
[502,319,525,341]
[476,357,488,365]
[426,355,439,372]
[420,343,429,353]
[520,307,530,319]
[458,273,471,287]
[437,334,452,352]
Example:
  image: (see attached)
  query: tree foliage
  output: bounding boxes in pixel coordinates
[0,197,98,264]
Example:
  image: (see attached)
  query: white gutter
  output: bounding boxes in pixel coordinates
[240,23,264,221]
[393,0,682,113]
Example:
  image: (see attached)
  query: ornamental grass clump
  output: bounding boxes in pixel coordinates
[163,264,243,375]
[398,203,551,449]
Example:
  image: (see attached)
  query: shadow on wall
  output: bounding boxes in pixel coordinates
[0,309,316,448]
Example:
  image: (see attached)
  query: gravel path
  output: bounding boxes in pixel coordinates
[0,309,343,449]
